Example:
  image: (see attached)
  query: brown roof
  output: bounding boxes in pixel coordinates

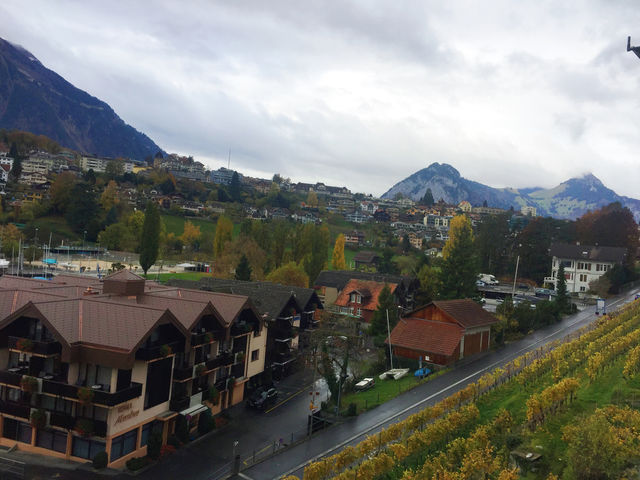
[334,279,397,312]
[147,288,251,325]
[386,318,463,357]
[104,269,145,281]
[431,299,498,329]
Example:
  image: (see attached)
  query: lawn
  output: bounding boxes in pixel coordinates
[340,370,447,413]
[28,215,78,243]
[161,214,218,236]
[145,272,211,283]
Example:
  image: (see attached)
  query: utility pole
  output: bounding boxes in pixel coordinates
[386,309,394,370]
[511,255,520,298]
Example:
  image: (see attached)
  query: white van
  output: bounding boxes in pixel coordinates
[478,273,499,285]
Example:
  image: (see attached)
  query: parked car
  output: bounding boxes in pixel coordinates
[535,288,556,298]
[247,387,278,410]
[354,378,375,391]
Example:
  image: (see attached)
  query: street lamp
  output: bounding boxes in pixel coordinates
[82,230,87,255]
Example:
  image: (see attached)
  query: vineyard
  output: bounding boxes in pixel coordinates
[283,300,640,480]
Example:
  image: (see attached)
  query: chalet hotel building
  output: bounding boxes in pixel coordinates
[0,270,267,468]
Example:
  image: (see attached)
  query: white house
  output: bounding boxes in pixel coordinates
[546,243,627,293]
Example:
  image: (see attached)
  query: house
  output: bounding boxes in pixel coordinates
[314,270,417,315]
[0,271,266,468]
[345,212,371,224]
[458,201,472,213]
[169,278,323,380]
[520,206,537,217]
[386,299,498,366]
[353,251,380,270]
[333,279,397,323]
[344,231,365,247]
[546,243,627,293]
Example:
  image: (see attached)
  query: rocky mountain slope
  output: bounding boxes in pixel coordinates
[382,163,640,221]
[0,37,162,159]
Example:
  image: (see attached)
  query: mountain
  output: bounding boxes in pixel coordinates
[0,37,163,160]
[382,163,640,221]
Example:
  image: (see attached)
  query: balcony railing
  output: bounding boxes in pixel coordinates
[191,330,225,346]
[135,340,184,361]
[0,370,23,387]
[8,336,62,356]
[230,323,252,336]
[50,412,75,430]
[0,401,30,419]
[170,396,189,412]
[231,363,245,379]
[173,364,193,381]
[42,380,143,407]
[214,376,230,392]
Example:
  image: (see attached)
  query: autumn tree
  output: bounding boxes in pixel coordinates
[271,221,288,268]
[139,202,160,275]
[0,224,21,257]
[235,254,252,281]
[306,191,319,208]
[266,261,309,288]
[100,180,119,212]
[180,220,202,251]
[213,216,233,258]
[332,234,346,270]
[213,237,267,279]
[50,172,76,214]
[555,263,570,313]
[416,264,441,305]
[439,215,478,300]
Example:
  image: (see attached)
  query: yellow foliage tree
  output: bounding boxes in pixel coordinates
[100,180,119,212]
[266,262,309,288]
[213,216,233,258]
[331,234,346,270]
[180,220,201,249]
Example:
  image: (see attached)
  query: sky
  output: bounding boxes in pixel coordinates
[2,0,640,198]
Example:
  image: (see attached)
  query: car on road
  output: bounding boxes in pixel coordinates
[246,387,278,410]
[354,378,375,391]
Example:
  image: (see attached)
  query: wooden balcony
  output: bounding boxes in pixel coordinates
[42,380,143,407]
[8,336,61,356]
[135,339,184,361]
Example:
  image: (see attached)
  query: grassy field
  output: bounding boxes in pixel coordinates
[161,214,218,236]
[145,272,211,283]
[28,215,78,243]
[340,369,447,412]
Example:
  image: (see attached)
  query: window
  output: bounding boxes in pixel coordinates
[72,437,105,460]
[110,428,138,461]
[356,309,362,317]
[580,286,586,292]
[2,419,31,444]
[36,429,67,453]
[596,264,609,272]
[251,349,259,362]
[144,357,172,410]
[579,274,587,282]
[140,420,160,447]
[253,328,261,338]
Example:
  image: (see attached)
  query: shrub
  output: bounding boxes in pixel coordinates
[205,332,214,343]
[175,414,190,444]
[195,364,206,377]
[198,409,215,435]
[16,338,33,351]
[20,375,38,393]
[77,387,95,405]
[126,456,149,471]
[75,418,94,437]
[209,386,220,405]
[147,432,162,460]
[93,451,108,469]
[30,408,46,429]
[346,403,357,416]
[160,344,172,357]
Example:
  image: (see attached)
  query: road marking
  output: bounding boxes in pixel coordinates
[242,444,273,466]
[278,297,631,478]
[264,382,312,414]
[238,473,255,480]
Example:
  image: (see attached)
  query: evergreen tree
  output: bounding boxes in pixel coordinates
[66,183,100,240]
[377,248,398,274]
[555,263,569,313]
[331,234,346,270]
[229,171,242,202]
[420,188,434,206]
[370,285,398,337]
[8,142,21,182]
[235,254,252,281]
[139,202,161,275]
[439,215,478,299]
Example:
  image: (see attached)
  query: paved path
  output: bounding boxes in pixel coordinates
[237,291,637,480]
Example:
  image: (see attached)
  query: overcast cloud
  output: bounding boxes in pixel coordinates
[2,0,640,197]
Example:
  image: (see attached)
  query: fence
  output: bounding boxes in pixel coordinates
[0,457,24,479]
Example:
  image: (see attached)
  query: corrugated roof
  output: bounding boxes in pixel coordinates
[549,243,627,263]
[386,318,462,356]
[314,270,412,290]
[431,300,499,329]
[104,270,145,281]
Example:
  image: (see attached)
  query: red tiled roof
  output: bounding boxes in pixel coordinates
[334,279,397,312]
[431,299,499,329]
[386,318,463,357]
